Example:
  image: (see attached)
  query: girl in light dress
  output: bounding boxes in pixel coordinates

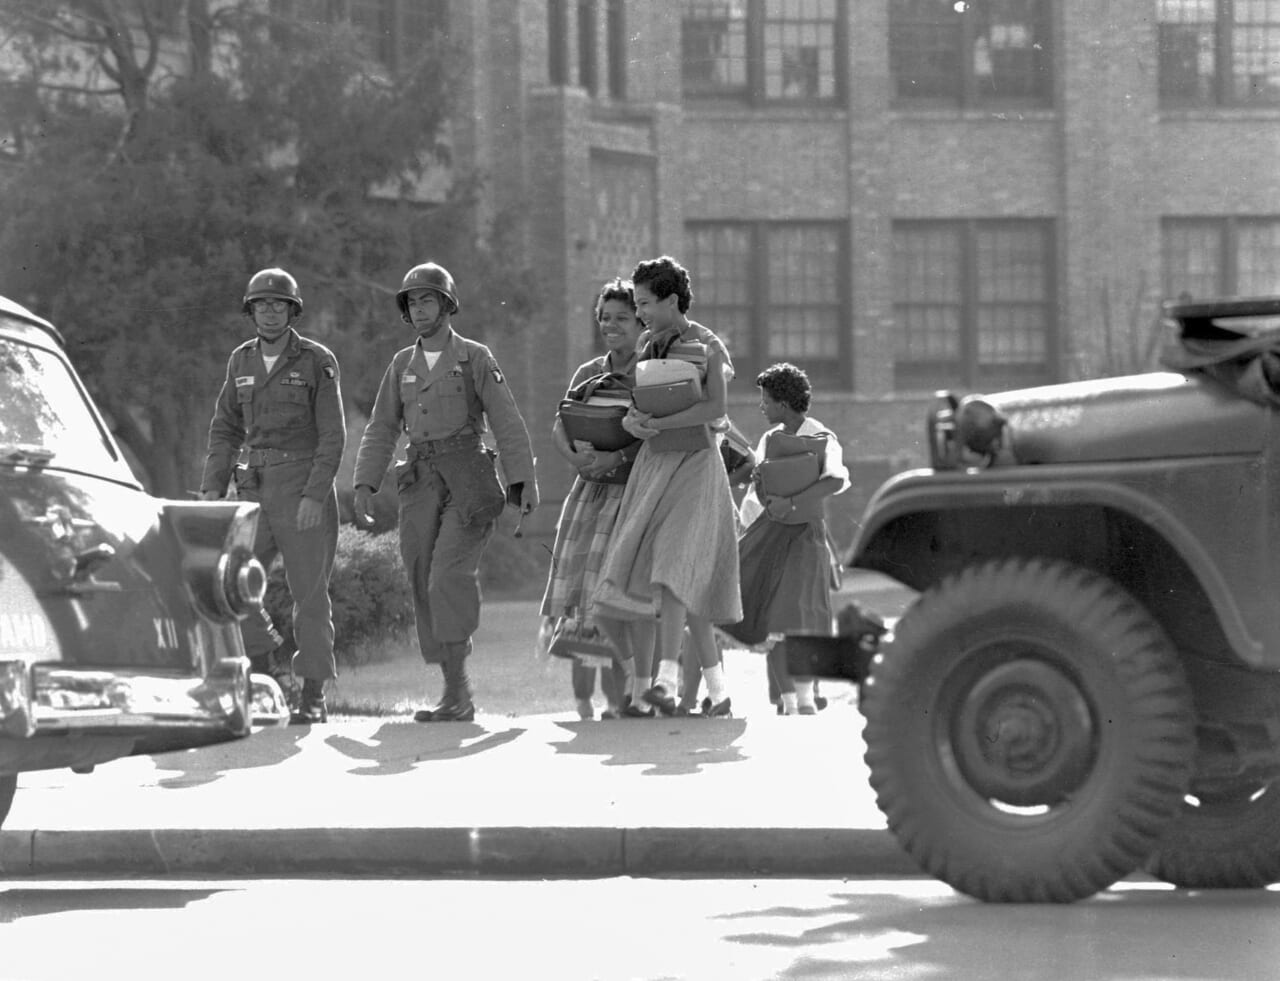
[591,256,741,717]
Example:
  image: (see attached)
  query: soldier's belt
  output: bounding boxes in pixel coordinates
[408,433,482,459]
[244,447,315,467]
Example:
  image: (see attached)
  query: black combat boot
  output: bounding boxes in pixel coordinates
[290,678,327,725]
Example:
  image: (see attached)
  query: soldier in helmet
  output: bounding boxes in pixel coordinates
[200,267,345,724]
[353,261,539,722]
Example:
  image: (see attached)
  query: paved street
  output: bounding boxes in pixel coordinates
[4,876,1278,981]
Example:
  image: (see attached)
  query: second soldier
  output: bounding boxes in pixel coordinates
[353,262,538,722]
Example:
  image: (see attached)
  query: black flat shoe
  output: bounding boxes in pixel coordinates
[620,697,655,719]
[642,684,676,716]
[700,696,732,718]
[290,699,327,725]
[413,699,476,723]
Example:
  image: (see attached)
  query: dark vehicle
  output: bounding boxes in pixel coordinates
[795,295,1280,903]
[0,295,288,830]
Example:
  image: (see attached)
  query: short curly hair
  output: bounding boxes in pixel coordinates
[756,362,811,413]
[594,277,635,322]
[631,255,693,313]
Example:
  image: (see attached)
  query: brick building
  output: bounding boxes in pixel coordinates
[25,2,1280,543]
[406,0,1280,542]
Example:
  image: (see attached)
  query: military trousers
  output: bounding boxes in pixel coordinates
[397,459,496,664]
[237,458,339,681]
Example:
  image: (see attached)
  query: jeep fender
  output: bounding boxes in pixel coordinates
[851,466,1272,668]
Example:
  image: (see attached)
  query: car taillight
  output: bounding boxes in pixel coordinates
[214,505,265,619]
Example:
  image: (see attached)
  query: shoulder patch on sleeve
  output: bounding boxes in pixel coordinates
[490,365,505,384]
[323,364,336,379]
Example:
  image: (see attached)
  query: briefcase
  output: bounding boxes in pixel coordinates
[754,451,822,498]
[558,399,631,452]
[764,430,829,460]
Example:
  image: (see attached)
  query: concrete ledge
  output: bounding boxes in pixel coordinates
[0,827,915,878]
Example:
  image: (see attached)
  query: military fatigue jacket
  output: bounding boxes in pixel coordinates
[354,329,536,490]
[201,329,346,502]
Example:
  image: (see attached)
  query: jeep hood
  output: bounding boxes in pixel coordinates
[990,371,1267,464]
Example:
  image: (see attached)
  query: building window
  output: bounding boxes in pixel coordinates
[889,0,1052,108]
[279,1,446,73]
[607,0,628,98]
[1158,0,1280,106]
[579,1,599,95]
[1163,217,1280,299]
[682,0,844,106]
[549,0,570,84]
[893,220,1055,392]
[687,222,847,387]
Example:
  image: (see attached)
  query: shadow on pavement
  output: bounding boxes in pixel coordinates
[550,718,748,775]
[0,886,226,923]
[150,725,311,789]
[325,721,526,776]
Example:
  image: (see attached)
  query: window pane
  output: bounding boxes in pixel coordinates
[974,223,1049,367]
[762,0,839,100]
[890,0,961,100]
[893,224,962,364]
[682,0,750,97]
[688,224,755,364]
[765,225,843,379]
[1237,220,1280,294]
[1163,220,1224,299]
[1232,2,1280,103]
[974,0,1052,101]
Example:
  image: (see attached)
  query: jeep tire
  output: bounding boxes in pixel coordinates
[1146,779,1280,888]
[862,557,1196,903]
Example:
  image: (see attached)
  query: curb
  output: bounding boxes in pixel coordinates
[0,826,916,878]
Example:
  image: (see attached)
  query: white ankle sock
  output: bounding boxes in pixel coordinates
[781,692,799,715]
[656,659,680,692]
[703,663,727,704]
[795,678,816,709]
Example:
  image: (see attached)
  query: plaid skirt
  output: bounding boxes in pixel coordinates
[539,476,627,618]
[719,514,834,646]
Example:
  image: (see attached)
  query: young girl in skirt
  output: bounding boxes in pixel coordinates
[540,278,655,719]
[591,256,741,717]
[722,362,849,714]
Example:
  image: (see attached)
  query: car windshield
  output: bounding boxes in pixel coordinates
[0,324,122,474]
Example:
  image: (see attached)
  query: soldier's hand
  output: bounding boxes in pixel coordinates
[519,481,540,514]
[353,485,376,531]
[297,496,323,531]
[198,489,223,502]
[507,481,539,514]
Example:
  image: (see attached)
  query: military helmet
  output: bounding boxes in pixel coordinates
[396,262,459,320]
[243,267,302,315]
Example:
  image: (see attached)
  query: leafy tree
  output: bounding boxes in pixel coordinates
[0,0,535,495]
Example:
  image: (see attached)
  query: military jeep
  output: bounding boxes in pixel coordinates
[828,295,1280,903]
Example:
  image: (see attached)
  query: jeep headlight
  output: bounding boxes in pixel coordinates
[956,396,1008,460]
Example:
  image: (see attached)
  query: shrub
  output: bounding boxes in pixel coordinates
[263,520,551,667]
[264,526,414,667]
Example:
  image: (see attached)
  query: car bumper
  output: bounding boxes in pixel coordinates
[0,657,290,740]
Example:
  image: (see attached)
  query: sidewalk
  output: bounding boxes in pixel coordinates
[0,576,919,880]
[0,707,914,879]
